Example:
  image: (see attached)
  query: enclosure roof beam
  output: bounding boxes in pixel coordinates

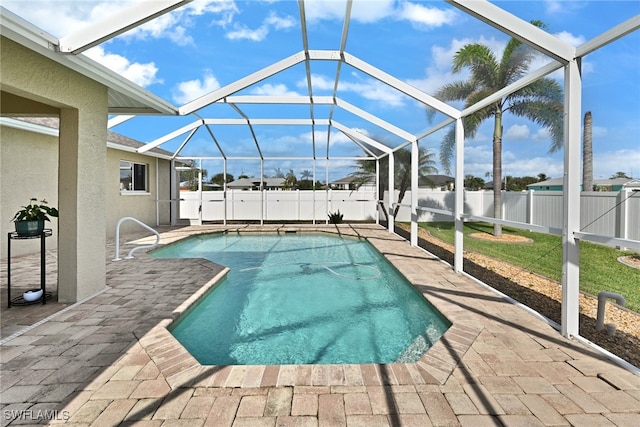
[57,0,191,54]
[461,60,563,118]
[332,121,391,154]
[172,127,199,160]
[202,118,330,126]
[446,0,574,63]
[338,52,460,119]
[138,120,202,153]
[336,98,415,142]
[576,15,640,58]
[107,115,135,129]
[179,51,307,114]
[221,96,333,104]
[230,104,263,160]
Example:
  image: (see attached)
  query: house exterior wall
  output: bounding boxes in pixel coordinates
[1,36,108,301]
[0,125,59,257]
[106,151,172,237]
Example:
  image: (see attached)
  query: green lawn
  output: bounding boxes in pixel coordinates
[417,222,640,313]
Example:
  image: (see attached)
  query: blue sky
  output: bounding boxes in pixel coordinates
[5,0,640,183]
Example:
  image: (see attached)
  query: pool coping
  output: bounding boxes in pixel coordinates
[135,225,485,389]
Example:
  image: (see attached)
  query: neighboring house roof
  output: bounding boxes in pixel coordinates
[227,177,285,189]
[330,175,454,188]
[527,178,639,188]
[330,176,374,185]
[420,175,455,187]
[3,117,175,159]
[527,178,564,188]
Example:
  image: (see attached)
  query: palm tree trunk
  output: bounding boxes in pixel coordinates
[583,111,593,192]
[493,109,503,237]
[392,170,411,217]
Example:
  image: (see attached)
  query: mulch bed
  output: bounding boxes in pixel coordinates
[395,225,640,369]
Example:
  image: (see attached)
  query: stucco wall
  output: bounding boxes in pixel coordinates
[106,150,172,237]
[1,36,108,301]
[0,126,59,257]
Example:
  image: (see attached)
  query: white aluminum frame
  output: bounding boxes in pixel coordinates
[4,0,639,346]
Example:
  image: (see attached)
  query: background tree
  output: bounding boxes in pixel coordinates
[181,168,208,191]
[610,171,631,179]
[283,169,297,190]
[273,168,285,178]
[210,173,234,188]
[298,170,314,190]
[505,176,538,191]
[351,145,437,219]
[537,173,548,182]
[428,20,563,237]
[464,175,485,190]
[583,111,593,191]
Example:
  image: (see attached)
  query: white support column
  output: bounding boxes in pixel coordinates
[223,159,228,225]
[561,59,582,338]
[312,160,316,225]
[325,162,329,225]
[170,159,178,225]
[155,157,160,226]
[410,140,419,246]
[376,158,380,225]
[454,118,465,273]
[197,159,203,226]
[527,190,535,230]
[387,152,395,233]
[260,160,264,226]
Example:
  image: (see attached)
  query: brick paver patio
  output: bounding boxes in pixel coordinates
[1,224,638,426]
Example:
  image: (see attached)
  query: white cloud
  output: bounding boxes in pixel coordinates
[265,11,296,30]
[505,124,531,140]
[250,84,301,97]
[226,24,269,41]
[173,70,221,104]
[225,11,295,41]
[84,46,161,87]
[299,74,406,107]
[407,36,505,95]
[554,31,586,48]
[396,2,457,29]
[593,148,640,179]
[305,0,455,28]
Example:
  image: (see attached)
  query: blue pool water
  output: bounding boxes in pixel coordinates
[152,233,450,365]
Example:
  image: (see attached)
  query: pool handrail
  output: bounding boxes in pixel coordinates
[113,217,160,261]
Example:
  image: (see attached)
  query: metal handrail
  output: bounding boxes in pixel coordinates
[113,217,160,261]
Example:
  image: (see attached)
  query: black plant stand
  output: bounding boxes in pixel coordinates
[7,229,52,307]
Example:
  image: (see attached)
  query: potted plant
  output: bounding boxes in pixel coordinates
[11,198,58,236]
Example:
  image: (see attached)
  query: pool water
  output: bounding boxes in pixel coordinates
[152,233,450,365]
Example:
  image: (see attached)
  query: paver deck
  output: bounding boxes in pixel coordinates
[1,224,639,426]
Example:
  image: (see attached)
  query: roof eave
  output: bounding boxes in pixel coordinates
[0,7,178,116]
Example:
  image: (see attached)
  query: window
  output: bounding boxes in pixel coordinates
[120,161,148,192]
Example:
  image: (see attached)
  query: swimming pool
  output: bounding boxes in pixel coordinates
[152,232,450,365]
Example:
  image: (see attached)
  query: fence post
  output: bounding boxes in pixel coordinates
[528,190,534,231]
[617,188,629,250]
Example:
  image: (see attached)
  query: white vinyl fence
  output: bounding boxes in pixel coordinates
[390,189,640,241]
[179,189,377,223]
[177,188,639,241]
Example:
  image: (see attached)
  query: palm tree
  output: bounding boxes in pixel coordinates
[583,111,593,191]
[351,145,437,220]
[429,21,563,237]
[283,169,297,190]
[301,170,312,180]
[273,168,285,178]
